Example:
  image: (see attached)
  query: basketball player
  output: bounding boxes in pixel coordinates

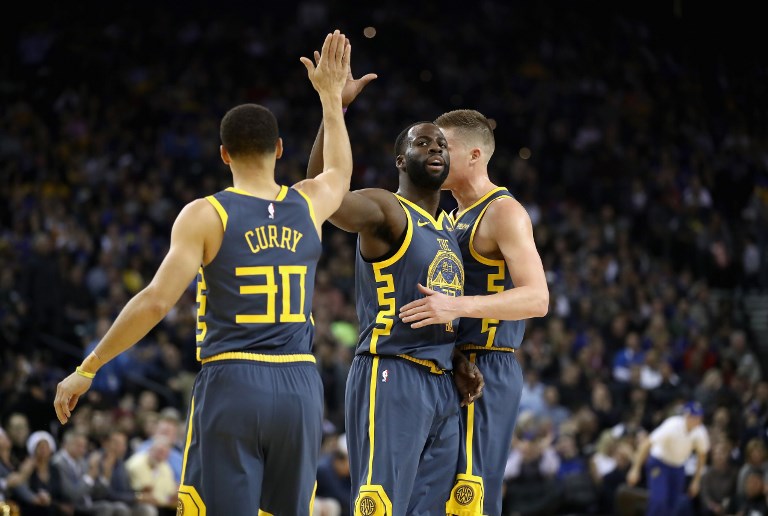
[54,30,353,515]
[306,81,482,511]
[399,109,549,516]
[308,121,464,514]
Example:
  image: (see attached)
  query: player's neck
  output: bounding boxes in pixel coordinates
[231,172,281,199]
[451,175,497,212]
[396,186,442,218]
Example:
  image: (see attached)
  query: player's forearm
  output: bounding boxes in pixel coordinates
[81,287,173,373]
[306,121,325,179]
[457,285,548,320]
[318,93,352,188]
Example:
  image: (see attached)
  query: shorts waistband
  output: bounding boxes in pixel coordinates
[458,344,516,353]
[359,352,445,375]
[201,351,316,365]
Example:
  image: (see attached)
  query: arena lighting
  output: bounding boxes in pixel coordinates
[363,26,376,38]
[519,147,532,160]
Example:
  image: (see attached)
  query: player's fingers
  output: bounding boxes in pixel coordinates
[399,298,427,313]
[299,57,316,75]
[313,50,320,65]
[400,305,430,320]
[358,73,378,86]
[334,31,345,63]
[410,317,437,329]
[54,393,65,424]
[400,311,429,323]
[327,30,340,64]
[417,283,435,295]
[68,394,80,411]
[342,41,351,69]
[319,32,333,63]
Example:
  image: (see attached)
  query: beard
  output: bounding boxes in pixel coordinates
[404,155,449,191]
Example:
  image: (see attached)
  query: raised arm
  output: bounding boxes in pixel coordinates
[304,44,381,232]
[54,199,219,424]
[292,30,352,231]
[400,197,549,327]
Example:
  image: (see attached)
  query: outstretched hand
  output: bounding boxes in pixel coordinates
[307,41,377,107]
[300,30,350,98]
[400,283,463,328]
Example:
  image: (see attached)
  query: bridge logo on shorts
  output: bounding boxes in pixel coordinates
[359,496,377,516]
[454,485,475,505]
[176,499,184,515]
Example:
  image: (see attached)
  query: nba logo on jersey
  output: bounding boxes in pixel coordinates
[268,203,275,219]
[381,370,388,383]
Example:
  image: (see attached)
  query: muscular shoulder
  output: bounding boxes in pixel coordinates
[475,196,533,248]
[483,196,531,231]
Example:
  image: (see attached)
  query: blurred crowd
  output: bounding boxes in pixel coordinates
[1,2,766,515]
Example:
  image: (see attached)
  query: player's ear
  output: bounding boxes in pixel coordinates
[395,154,404,170]
[470,147,482,163]
[220,145,231,164]
[275,138,284,160]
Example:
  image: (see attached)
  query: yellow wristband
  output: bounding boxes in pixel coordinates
[75,366,96,379]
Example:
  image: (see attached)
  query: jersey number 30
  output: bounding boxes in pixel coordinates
[235,265,308,323]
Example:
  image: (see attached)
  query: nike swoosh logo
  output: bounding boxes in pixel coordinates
[417,220,430,226]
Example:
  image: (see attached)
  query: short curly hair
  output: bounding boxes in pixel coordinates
[220,104,279,158]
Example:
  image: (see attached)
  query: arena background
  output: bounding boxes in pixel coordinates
[1,1,767,515]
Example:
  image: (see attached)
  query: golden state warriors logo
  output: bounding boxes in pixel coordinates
[358,496,377,516]
[428,238,464,331]
[454,485,475,505]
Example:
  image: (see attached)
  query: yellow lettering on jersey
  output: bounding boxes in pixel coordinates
[291,230,304,252]
[236,266,278,323]
[267,225,280,248]
[256,226,269,249]
[236,266,308,324]
[481,265,505,346]
[437,238,451,251]
[281,226,292,249]
[196,268,207,343]
[244,225,305,254]
[278,265,307,322]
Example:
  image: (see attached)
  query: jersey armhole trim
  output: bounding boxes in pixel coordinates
[468,196,509,266]
[205,195,228,231]
[293,188,318,229]
[373,200,413,269]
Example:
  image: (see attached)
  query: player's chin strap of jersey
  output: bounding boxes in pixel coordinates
[446,473,485,516]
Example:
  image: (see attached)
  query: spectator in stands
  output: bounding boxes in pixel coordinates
[132,409,183,484]
[502,429,561,515]
[5,413,29,468]
[125,436,177,515]
[14,430,56,516]
[725,467,768,516]
[700,440,737,516]
[314,433,350,516]
[51,428,130,515]
[91,430,155,516]
[736,438,768,496]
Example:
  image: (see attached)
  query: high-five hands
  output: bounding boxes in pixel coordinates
[304,33,377,108]
[300,30,351,98]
